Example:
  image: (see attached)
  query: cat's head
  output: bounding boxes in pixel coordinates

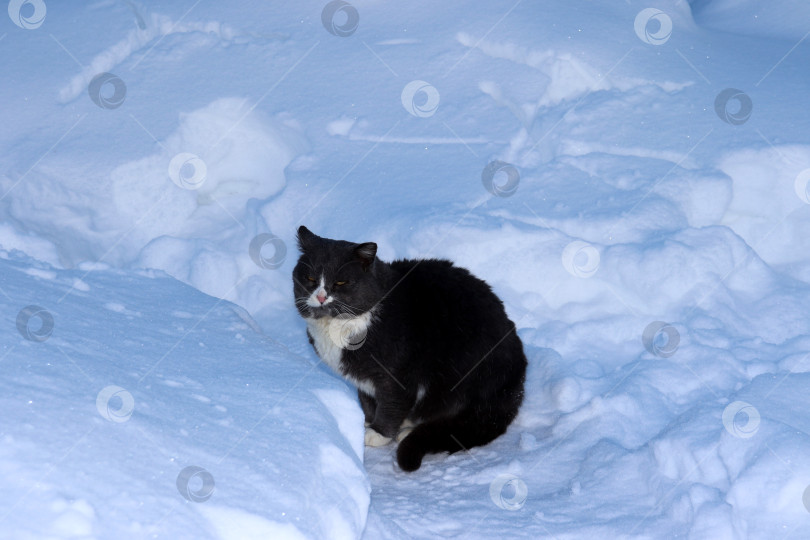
[293,226,383,319]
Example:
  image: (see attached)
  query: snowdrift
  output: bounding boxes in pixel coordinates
[0,252,368,539]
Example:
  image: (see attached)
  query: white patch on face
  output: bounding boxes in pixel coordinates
[306,308,377,397]
[306,275,334,308]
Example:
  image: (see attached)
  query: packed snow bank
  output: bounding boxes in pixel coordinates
[0,252,368,539]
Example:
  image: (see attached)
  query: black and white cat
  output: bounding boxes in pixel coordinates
[292,226,527,471]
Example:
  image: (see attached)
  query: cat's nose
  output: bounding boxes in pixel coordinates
[317,293,327,304]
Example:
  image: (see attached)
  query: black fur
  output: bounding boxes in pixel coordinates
[293,226,527,471]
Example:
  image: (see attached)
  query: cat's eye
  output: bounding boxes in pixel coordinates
[334,281,347,286]
[307,276,316,282]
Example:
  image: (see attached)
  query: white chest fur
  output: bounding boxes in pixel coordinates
[306,311,376,396]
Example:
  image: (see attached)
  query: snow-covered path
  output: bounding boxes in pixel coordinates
[2,0,810,538]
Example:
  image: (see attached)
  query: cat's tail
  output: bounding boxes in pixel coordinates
[396,400,520,472]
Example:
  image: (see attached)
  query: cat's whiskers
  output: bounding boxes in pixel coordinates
[294,297,313,314]
[332,299,362,316]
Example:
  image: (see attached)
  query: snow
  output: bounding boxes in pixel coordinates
[689,0,810,42]
[0,252,369,538]
[2,0,810,538]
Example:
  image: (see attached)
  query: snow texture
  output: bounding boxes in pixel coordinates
[1,0,810,538]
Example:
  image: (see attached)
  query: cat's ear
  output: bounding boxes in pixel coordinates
[354,242,377,270]
[297,226,317,251]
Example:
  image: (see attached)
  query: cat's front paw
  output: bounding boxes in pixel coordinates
[365,427,393,447]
